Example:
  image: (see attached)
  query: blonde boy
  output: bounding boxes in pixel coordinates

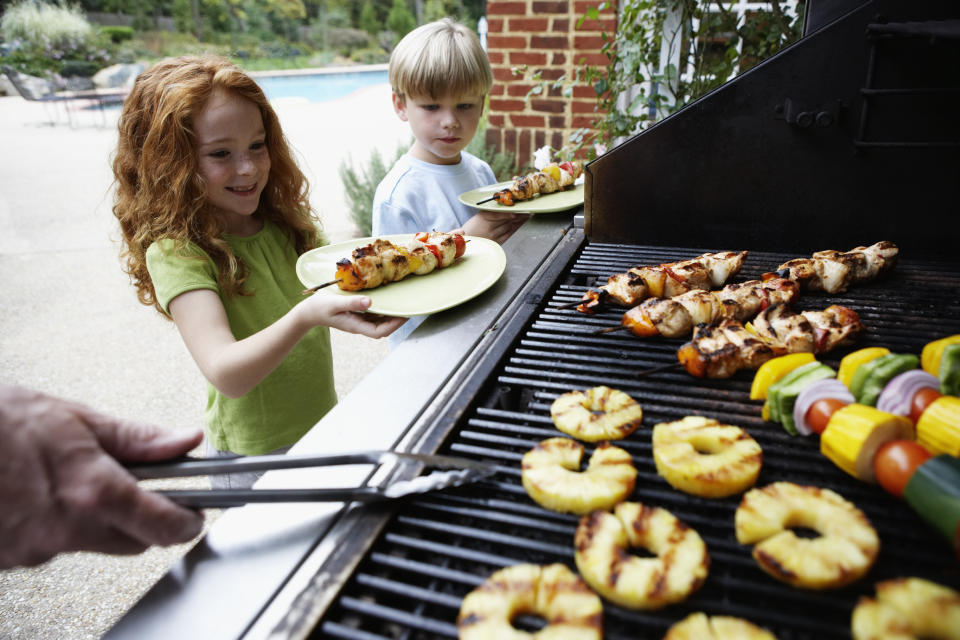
[373,18,527,344]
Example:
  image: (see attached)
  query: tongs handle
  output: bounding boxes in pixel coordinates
[127,450,497,508]
[125,450,489,480]
[149,487,389,508]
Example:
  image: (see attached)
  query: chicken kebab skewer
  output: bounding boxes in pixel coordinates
[478,161,584,206]
[676,303,864,379]
[302,231,466,294]
[606,276,800,338]
[764,240,898,294]
[571,250,749,313]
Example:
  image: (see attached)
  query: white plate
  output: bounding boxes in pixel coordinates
[296,234,506,317]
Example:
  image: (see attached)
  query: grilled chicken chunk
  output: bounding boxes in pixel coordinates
[769,241,898,293]
[577,250,748,313]
[492,161,583,206]
[622,277,799,339]
[333,231,465,291]
[677,304,863,378]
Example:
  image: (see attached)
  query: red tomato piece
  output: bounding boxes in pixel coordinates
[415,231,430,243]
[910,387,943,424]
[425,244,442,265]
[873,440,932,498]
[453,234,466,258]
[806,398,847,434]
[559,161,575,174]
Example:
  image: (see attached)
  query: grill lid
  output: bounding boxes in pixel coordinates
[583,0,960,254]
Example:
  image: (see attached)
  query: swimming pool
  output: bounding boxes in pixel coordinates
[252,66,389,103]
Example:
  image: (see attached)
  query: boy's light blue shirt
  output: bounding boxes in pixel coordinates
[372,151,496,345]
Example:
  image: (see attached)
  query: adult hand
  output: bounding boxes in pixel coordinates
[0,385,205,569]
[462,210,530,244]
[300,294,407,338]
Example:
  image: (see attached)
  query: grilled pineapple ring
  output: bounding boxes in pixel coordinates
[735,482,879,590]
[574,501,710,610]
[851,577,960,640]
[652,416,762,498]
[522,437,636,515]
[550,386,643,442]
[665,612,778,639]
[456,563,603,640]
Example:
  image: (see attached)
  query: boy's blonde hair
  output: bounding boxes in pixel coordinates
[389,18,493,101]
[112,54,321,315]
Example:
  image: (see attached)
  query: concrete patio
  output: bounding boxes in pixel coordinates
[0,79,409,638]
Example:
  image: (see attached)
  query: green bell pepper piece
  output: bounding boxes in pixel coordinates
[768,361,836,435]
[856,353,919,406]
[939,343,960,397]
[768,361,824,424]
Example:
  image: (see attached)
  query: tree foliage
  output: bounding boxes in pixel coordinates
[385,0,414,39]
[522,0,805,159]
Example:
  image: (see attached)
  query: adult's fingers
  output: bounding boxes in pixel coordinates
[78,404,203,463]
[56,450,205,549]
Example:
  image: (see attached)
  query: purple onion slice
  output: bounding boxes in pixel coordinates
[876,370,940,416]
[794,379,855,436]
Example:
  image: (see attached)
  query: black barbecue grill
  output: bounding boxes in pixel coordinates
[315,240,960,639]
[310,0,960,635]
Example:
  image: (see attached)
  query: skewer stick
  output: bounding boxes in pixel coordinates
[635,362,684,378]
[476,195,496,205]
[301,279,341,295]
[594,325,630,335]
[553,299,584,310]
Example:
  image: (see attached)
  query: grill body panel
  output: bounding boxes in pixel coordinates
[316,237,960,639]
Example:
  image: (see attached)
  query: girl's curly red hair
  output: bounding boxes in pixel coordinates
[112,54,322,315]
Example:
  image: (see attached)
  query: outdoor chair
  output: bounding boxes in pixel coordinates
[3,65,128,127]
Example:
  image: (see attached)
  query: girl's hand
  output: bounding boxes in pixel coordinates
[300,294,407,338]
[462,211,529,244]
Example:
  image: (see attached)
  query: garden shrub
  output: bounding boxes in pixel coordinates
[349,46,389,64]
[0,0,92,49]
[99,25,135,44]
[326,27,372,56]
[59,59,99,78]
[339,140,411,237]
[0,1,111,77]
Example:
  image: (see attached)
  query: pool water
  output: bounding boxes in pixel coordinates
[253,69,389,103]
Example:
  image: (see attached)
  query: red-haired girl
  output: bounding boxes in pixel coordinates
[112,55,405,488]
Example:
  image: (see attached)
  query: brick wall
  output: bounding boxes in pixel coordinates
[485,0,617,167]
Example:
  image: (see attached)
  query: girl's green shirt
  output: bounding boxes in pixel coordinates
[146,221,336,455]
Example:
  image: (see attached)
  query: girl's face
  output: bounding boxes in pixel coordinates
[393,91,484,165]
[194,89,271,235]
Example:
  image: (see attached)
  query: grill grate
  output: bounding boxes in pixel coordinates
[317,243,960,639]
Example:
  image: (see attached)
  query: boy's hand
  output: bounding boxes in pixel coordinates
[302,295,407,338]
[462,211,530,244]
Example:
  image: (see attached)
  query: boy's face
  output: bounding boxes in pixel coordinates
[393,91,484,165]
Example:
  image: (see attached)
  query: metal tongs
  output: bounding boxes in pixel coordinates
[126,451,497,508]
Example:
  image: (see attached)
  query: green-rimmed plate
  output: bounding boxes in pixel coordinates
[296,234,506,318]
[458,181,584,214]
